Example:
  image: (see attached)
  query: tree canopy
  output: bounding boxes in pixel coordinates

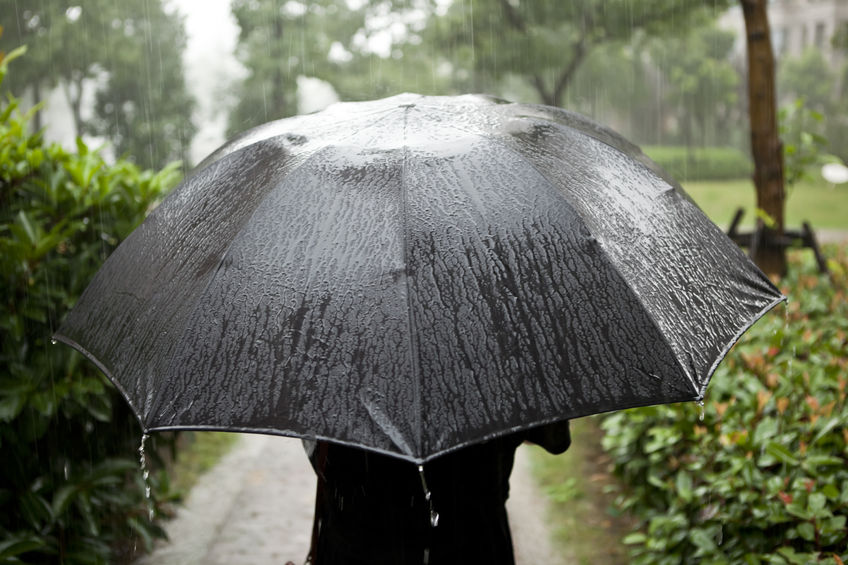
[418,0,731,107]
[0,0,196,170]
[227,0,367,134]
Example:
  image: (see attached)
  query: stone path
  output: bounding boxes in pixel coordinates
[138,434,574,565]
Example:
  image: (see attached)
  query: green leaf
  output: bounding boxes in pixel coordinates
[623,532,648,545]
[797,522,816,541]
[127,517,155,552]
[15,210,37,246]
[804,455,845,469]
[689,528,717,551]
[822,515,846,534]
[777,546,809,564]
[821,484,840,500]
[52,484,79,517]
[755,208,777,229]
[0,45,28,70]
[811,417,841,446]
[0,390,27,422]
[675,471,694,502]
[808,492,827,513]
[0,535,45,560]
[765,442,799,466]
[18,491,53,529]
[785,502,813,521]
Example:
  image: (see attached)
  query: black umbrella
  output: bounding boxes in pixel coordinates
[55,94,784,464]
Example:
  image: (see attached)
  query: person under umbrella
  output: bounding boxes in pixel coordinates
[305,421,571,565]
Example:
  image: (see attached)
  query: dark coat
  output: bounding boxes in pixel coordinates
[307,421,570,565]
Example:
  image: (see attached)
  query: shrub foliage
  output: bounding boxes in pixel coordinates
[1,46,180,563]
[602,249,848,564]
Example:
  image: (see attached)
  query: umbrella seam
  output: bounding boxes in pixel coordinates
[399,103,424,457]
[522,119,786,398]
[153,112,411,421]
[151,149,325,420]
[484,131,703,399]
[510,102,691,200]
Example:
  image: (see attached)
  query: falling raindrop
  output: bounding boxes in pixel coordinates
[417,464,439,529]
[138,433,154,520]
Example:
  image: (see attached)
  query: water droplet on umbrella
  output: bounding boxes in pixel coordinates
[50,338,57,345]
[698,400,705,422]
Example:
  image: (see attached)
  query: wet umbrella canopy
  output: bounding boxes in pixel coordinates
[55,93,784,463]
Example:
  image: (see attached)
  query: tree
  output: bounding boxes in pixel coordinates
[741,0,785,276]
[84,1,197,170]
[0,0,115,133]
[651,25,740,149]
[0,0,196,170]
[227,0,368,135]
[778,48,835,111]
[421,0,730,108]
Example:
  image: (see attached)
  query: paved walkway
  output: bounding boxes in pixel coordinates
[816,229,848,244]
[138,434,574,565]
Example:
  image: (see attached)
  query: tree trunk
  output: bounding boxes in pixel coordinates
[741,0,786,276]
[32,81,43,132]
[530,35,589,108]
[61,76,85,140]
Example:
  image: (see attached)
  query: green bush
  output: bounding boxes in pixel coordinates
[644,145,753,181]
[601,249,848,564]
[1,46,181,563]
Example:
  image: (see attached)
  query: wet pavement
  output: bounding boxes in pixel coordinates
[137,434,574,565]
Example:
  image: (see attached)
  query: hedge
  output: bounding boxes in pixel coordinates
[601,249,848,564]
[643,145,753,182]
[1,45,181,563]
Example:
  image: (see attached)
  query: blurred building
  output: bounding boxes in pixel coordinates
[719,0,848,68]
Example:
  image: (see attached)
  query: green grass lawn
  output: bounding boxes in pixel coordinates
[683,178,848,231]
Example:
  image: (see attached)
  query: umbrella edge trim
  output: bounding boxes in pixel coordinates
[51,331,149,433]
[698,293,788,401]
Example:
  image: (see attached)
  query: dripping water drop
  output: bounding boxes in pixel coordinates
[418,464,439,529]
[138,433,154,521]
[50,338,57,345]
[698,400,705,422]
